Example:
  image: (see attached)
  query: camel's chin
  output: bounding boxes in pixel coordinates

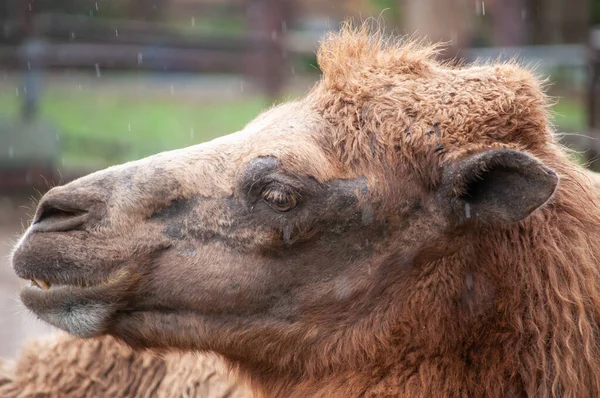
[20,285,117,337]
[19,269,134,338]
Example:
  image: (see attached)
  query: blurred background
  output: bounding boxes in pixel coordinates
[0,0,597,358]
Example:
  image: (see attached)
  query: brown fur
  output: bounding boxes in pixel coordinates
[0,334,251,397]
[8,23,600,397]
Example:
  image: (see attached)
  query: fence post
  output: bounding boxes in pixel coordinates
[18,0,41,121]
[588,28,600,170]
[245,0,292,100]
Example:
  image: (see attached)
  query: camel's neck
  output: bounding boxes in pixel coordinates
[459,172,600,397]
[249,353,526,397]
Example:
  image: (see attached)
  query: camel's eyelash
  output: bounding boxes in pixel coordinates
[261,184,302,212]
[262,185,302,202]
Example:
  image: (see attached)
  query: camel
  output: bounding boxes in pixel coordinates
[7,24,600,397]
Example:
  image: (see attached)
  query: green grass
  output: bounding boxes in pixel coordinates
[0,89,269,170]
[551,97,587,132]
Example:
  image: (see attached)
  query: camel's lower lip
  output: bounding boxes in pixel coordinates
[19,270,134,338]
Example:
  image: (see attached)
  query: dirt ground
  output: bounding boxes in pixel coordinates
[0,194,54,359]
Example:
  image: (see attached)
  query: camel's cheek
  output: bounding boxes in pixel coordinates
[137,245,280,314]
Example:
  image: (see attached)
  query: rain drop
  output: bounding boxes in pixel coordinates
[115,29,119,37]
[55,134,60,141]
[191,17,195,26]
[482,2,485,15]
[95,63,101,77]
[465,274,474,290]
[8,146,14,159]
[137,52,143,65]
[95,2,98,11]
[27,61,31,70]
[15,87,18,96]
[190,128,195,139]
[271,30,277,40]
[240,83,244,92]
[465,203,471,219]
[70,32,75,40]
[128,123,131,132]
[77,84,82,90]
[28,4,32,11]
[283,226,292,247]
[170,85,175,95]
[361,205,374,226]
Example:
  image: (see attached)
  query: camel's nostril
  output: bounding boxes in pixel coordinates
[36,206,83,224]
[33,200,89,233]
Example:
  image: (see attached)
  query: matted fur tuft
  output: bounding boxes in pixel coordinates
[317,22,443,91]
[312,22,553,188]
[0,334,252,397]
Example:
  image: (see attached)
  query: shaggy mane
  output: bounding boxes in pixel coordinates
[312,23,552,186]
[470,158,600,397]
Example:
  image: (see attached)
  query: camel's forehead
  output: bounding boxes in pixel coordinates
[236,102,337,177]
[197,101,334,179]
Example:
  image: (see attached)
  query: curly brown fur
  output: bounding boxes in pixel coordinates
[0,334,251,398]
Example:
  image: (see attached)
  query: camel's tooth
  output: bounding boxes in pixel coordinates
[34,278,50,290]
[30,279,39,288]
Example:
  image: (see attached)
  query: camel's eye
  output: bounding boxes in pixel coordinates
[262,186,299,212]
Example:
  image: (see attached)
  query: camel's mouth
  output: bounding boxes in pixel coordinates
[29,277,94,290]
[19,268,134,338]
[22,277,107,297]
[20,266,131,295]
[30,278,50,290]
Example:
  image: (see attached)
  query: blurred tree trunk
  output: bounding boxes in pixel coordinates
[245,0,294,100]
[489,0,527,46]
[19,0,40,121]
[401,0,472,60]
[529,0,590,44]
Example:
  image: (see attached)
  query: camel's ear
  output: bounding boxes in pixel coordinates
[439,149,558,225]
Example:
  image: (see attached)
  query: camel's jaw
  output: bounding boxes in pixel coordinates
[18,267,135,337]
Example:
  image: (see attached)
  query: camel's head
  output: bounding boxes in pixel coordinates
[12,26,559,378]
